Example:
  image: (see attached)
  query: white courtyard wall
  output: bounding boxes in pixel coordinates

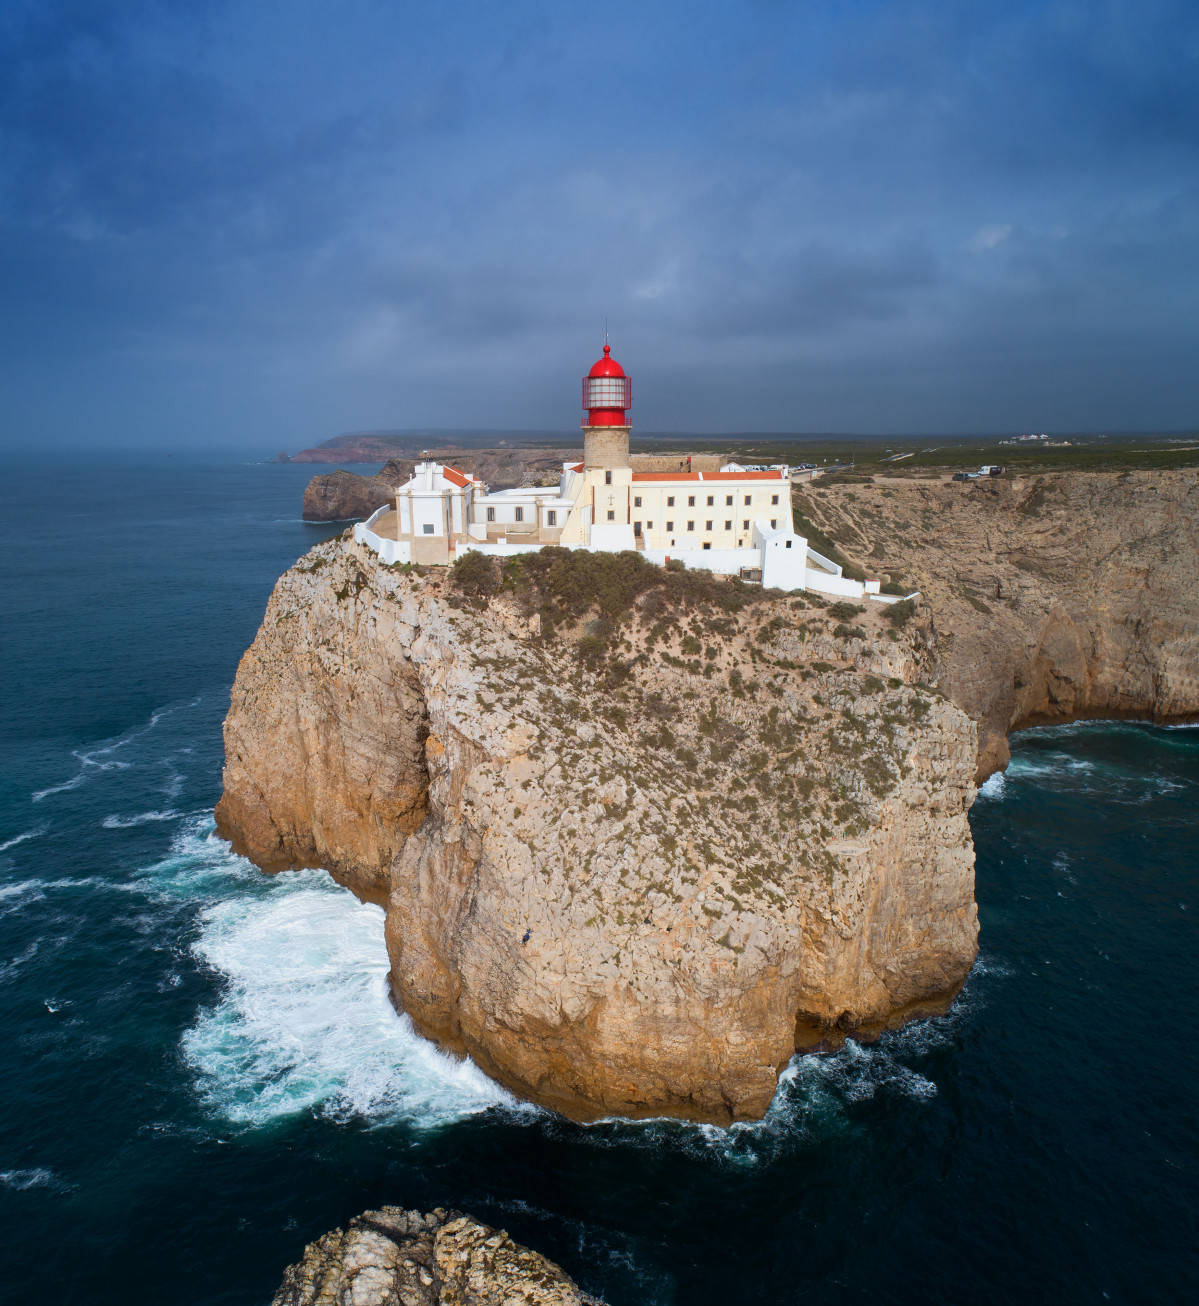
[589,523,637,552]
[762,534,808,591]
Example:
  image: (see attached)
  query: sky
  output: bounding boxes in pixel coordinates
[1,0,1197,449]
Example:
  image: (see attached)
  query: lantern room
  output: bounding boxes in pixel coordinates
[582,344,631,428]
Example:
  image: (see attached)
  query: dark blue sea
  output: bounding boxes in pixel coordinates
[2,453,1196,1304]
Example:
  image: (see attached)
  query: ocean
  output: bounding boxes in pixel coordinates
[1,452,1196,1304]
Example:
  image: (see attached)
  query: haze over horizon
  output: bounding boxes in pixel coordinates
[2,0,1196,451]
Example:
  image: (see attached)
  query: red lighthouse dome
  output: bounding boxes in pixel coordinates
[582,343,631,428]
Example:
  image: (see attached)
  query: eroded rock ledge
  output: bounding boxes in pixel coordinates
[273,1206,605,1306]
[218,541,978,1121]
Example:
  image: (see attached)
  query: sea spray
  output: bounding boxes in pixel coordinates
[172,824,518,1129]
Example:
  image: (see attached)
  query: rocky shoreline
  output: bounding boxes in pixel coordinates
[216,468,1198,1122]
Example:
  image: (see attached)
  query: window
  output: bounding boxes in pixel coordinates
[666,520,674,531]
[546,510,556,526]
[422,523,434,534]
[667,496,675,507]
[771,494,779,505]
[634,496,642,507]
[688,495,695,507]
[702,542,711,550]
[646,520,653,530]
[724,520,732,531]
[514,506,523,522]
[686,520,695,531]
[607,510,615,521]
[705,520,713,530]
[486,507,495,522]
[706,495,714,506]
[785,539,792,549]
[726,495,733,506]
[742,519,749,530]
[605,470,612,485]
[744,495,751,506]
[770,518,777,529]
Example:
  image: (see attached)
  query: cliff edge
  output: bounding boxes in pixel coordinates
[217,543,978,1121]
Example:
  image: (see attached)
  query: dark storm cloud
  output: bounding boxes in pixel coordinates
[0,0,1196,445]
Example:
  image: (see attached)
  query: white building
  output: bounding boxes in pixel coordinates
[353,345,910,603]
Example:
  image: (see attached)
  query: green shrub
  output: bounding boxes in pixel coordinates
[576,635,607,663]
[450,551,499,598]
[827,601,865,621]
[888,599,916,627]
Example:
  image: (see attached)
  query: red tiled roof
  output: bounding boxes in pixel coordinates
[442,465,471,488]
[631,472,700,481]
[569,461,584,473]
[630,470,785,483]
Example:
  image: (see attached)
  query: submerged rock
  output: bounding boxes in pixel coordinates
[273,1207,605,1306]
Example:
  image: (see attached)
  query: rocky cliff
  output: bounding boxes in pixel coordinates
[217,542,978,1121]
[793,470,1199,776]
[274,1206,604,1306]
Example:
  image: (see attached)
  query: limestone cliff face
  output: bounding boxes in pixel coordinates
[273,1207,604,1306]
[794,470,1199,777]
[218,539,977,1121]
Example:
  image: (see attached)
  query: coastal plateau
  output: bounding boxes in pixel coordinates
[792,469,1199,777]
[216,468,1199,1121]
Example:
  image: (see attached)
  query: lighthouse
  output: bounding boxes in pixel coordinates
[582,342,632,471]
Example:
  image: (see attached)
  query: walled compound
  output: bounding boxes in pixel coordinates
[353,344,909,603]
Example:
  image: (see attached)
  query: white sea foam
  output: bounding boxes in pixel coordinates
[32,698,201,802]
[102,810,182,829]
[1007,753,1096,779]
[180,866,517,1129]
[976,771,1006,800]
[0,1168,68,1192]
[0,940,39,980]
[0,828,45,853]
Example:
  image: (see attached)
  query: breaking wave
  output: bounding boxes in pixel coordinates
[166,822,518,1130]
[976,771,1006,800]
[0,828,44,853]
[102,810,183,829]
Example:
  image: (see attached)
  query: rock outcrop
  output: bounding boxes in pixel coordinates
[273,1207,604,1306]
[793,470,1199,776]
[217,541,978,1121]
[301,453,575,521]
[302,465,402,521]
